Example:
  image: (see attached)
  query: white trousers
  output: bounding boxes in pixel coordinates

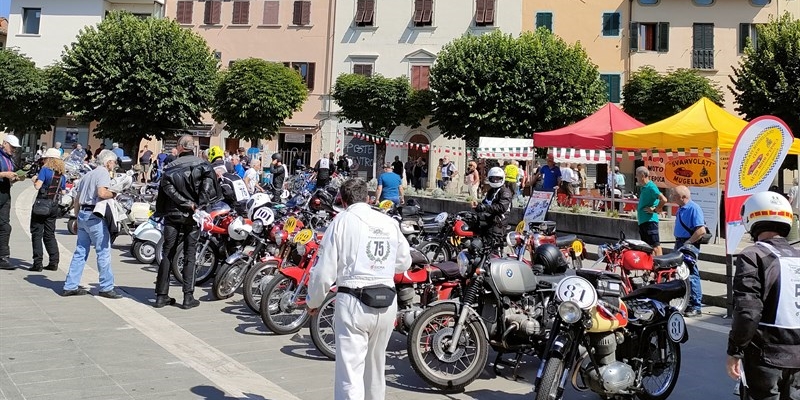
[334,292,397,400]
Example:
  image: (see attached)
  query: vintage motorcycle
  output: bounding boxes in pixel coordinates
[533,269,689,400]
[509,221,587,269]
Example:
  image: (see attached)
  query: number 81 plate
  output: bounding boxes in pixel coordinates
[555,276,598,310]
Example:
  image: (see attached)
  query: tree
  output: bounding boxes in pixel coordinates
[622,66,724,124]
[212,59,308,143]
[59,11,218,151]
[730,13,800,137]
[429,29,606,142]
[332,73,424,167]
[0,49,63,135]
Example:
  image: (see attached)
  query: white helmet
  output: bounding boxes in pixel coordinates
[741,191,793,237]
[227,216,252,241]
[487,167,505,188]
[246,193,271,220]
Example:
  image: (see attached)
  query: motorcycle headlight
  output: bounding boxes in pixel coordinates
[252,220,264,234]
[297,243,307,256]
[457,250,470,277]
[558,301,583,324]
[506,232,523,247]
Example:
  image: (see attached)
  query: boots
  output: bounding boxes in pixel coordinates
[153,295,176,308]
[180,293,200,310]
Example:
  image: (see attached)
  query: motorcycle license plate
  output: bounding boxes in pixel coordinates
[515,220,525,233]
[284,217,297,233]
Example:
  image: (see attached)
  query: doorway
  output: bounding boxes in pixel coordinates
[407,133,430,189]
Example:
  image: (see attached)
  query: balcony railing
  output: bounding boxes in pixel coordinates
[692,49,714,70]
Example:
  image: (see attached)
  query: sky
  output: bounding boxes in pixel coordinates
[0,0,9,18]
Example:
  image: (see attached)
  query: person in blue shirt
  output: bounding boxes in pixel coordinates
[536,155,561,192]
[375,162,403,205]
[635,166,668,256]
[111,143,125,160]
[672,185,707,317]
[232,155,245,178]
[30,148,67,272]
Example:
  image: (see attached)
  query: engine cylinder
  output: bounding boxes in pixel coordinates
[397,286,415,309]
[589,332,617,366]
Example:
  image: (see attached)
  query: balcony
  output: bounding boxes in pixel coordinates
[692,49,714,70]
[104,0,164,18]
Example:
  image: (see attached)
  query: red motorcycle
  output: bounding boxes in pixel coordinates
[592,235,692,313]
[309,248,464,360]
[508,221,586,269]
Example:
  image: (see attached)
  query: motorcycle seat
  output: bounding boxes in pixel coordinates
[410,248,430,266]
[421,215,437,223]
[652,252,684,270]
[429,261,461,281]
[622,279,687,303]
[536,274,565,285]
[555,234,578,248]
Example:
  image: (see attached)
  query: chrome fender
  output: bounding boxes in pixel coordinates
[135,227,162,244]
[423,299,490,341]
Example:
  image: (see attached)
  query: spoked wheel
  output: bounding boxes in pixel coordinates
[416,241,451,263]
[171,240,218,285]
[211,259,248,300]
[309,292,337,360]
[637,329,681,400]
[242,260,280,313]
[406,303,488,392]
[259,276,310,335]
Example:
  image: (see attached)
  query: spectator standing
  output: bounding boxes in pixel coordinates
[0,135,21,270]
[440,156,458,191]
[111,143,125,160]
[139,145,153,183]
[464,160,480,200]
[307,178,412,400]
[503,160,519,196]
[787,178,800,218]
[435,158,444,189]
[404,157,415,187]
[237,147,250,167]
[293,153,304,175]
[559,163,578,197]
[635,166,668,256]
[537,155,562,192]
[576,164,587,191]
[270,153,287,202]
[30,148,66,272]
[336,155,350,176]
[671,185,706,317]
[613,166,626,191]
[154,135,221,309]
[62,150,121,297]
[375,162,403,205]
[55,141,63,157]
[231,155,245,178]
[417,158,428,190]
[726,191,800,399]
[391,155,404,178]
[243,159,263,194]
[328,152,337,175]
[93,143,105,159]
[314,154,332,188]
[84,145,93,163]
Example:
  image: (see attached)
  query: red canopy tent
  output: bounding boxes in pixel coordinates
[534,103,644,150]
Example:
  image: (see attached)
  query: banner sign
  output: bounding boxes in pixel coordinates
[725,116,794,254]
[645,153,729,188]
[522,191,555,231]
[690,187,721,237]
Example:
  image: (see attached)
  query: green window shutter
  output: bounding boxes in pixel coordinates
[657,22,669,52]
[612,13,620,36]
[739,23,749,53]
[630,22,639,52]
[536,12,552,31]
[610,75,621,103]
[603,13,620,36]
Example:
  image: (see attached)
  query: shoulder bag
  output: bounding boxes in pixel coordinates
[32,173,62,217]
[677,212,712,245]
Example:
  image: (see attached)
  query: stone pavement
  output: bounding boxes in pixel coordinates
[1,183,741,399]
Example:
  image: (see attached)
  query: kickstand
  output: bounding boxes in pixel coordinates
[494,352,526,381]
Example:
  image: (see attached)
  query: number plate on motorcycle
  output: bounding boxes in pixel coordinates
[555,276,597,309]
[379,200,394,211]
[667,312,686,342]
[571,240,583,255]
[294,229,313,245]
[515,220,525,233]
[284,217,297,233]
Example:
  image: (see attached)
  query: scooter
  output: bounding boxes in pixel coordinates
[131,217,163,265]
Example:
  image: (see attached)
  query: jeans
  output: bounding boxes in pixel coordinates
[674,238,702,311]
[0,195,10,259]
[742,349,800,400]
[156,220,199,295]
[30,210,59,268]
[64,211,114,292]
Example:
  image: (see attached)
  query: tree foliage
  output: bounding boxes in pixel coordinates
[429,29,606,142]
[212,58,308,143]
[0,49,64,134]
[623,66,724,124]
[730,13,800,137]
[59,11,218,148]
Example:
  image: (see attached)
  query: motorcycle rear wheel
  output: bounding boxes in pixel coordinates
[259,276,310,335]
[309,292,337,360]
[535,357,566,400]
[637,329,681,400]
[212,259,248,300]
[132,240,157,265]
[406,303,488,392]
[171,241,218,286]
[416,241,451,263]
[242,260,280,313]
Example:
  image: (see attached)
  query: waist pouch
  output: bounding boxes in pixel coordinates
[339,285,396,309]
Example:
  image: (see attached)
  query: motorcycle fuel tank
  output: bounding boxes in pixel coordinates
[488,258,538,295]
[621,250,653,271]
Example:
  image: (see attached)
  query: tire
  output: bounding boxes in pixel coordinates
[67,218,78,235]
[416,241,451,263]
[171,240,218,286]
[309,292,337,360]
[406,303,488,392]
[535,358,566,400]
[259,276,310,335]
[212,259,248,300]
[133,241,157,265]
[242,260,280,314]
[637,329,681,400]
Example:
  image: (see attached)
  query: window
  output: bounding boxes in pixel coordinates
[263,1,279,25]
[354,0,375,26]
[411,65,431,90]
[602,12,620,36]
[204,0,221,25]
[630,22,669,52]
[292,1,311,25]
[739,23,762,53]
[175,1,193,24]
[750,0,771,5]
[692,23,714,69]
[22,8,41,34]
[475,0,495,27]
[353,64,373,77]
[600,74,621,103]
[287,62,316,90]
[692,0,714,5]
[413,0,433,27]
[535,12,552,32]
[232,1,250,24]
[638,0,659,4]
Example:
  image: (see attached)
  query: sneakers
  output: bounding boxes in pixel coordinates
[684,309,702,318]
[62,288,89,297]
[98,290,123,299]
[180,294,200,310]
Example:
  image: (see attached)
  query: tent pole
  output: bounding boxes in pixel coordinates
[610,146,616,213]
[716,147,721,244]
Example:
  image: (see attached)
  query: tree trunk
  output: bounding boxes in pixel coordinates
[375,140,387,180]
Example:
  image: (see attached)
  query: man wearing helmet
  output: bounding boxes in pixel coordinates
[270,153,288,202]
[726,191,800,399]
[471,166,513,248]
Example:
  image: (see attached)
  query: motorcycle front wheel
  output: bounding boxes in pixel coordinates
[637,329,681,400]
[259,276,310,335]
[535,357,566,400]
[171,240,218,285]
[406,303,488,392]
[416,241,451,263]
[309,292,337,360]
[242,260,280,313]
[67,217,78,235]
[211,259,248,300]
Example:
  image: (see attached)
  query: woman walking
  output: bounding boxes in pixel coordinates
[464,161,480,200]
[30,148,66,272]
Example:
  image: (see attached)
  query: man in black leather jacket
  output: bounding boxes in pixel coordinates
[270,153,287,202]
[472,166,512,250]
[154,135,221,309]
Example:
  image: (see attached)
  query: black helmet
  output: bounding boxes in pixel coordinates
[271,153,282,162]
[533,244,567,275]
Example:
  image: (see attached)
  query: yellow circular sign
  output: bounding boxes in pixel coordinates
[293,229,313,245]
[664,157,717,187]
[515,221,525,233]
[283,217,297,233]
[739,127,784,191]
[571,240,584,255]
[379,200,394,211]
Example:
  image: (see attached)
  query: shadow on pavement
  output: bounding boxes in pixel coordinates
[10,257,33,269]
[23,274,63,295]
[190,385,269,399]
[279,342,330,361]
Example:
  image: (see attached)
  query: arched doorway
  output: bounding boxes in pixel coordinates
[407,133,430,190]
